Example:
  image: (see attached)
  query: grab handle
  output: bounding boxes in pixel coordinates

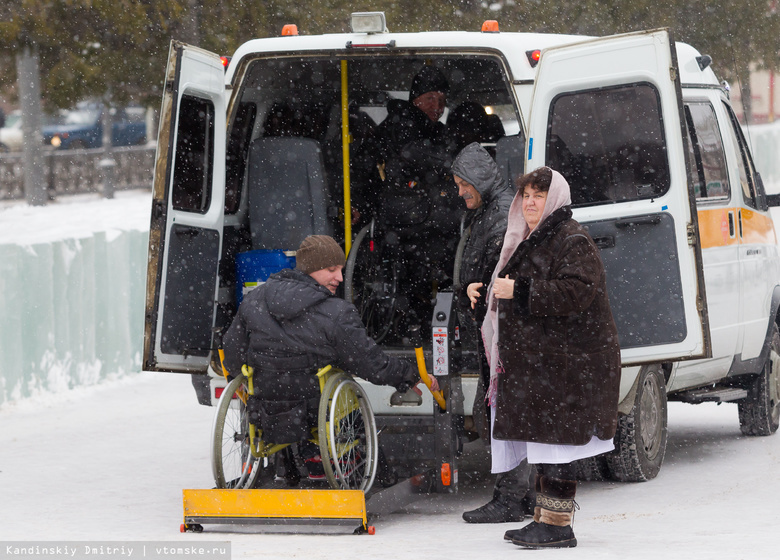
[414,346,446,411]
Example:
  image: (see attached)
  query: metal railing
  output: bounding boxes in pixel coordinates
[0,145,156,201]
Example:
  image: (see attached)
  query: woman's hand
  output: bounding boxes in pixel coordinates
[492,275,515,299]
[466,282,483,309]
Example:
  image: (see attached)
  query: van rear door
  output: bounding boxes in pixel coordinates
[526,29,710,364]
[143,41,227,373]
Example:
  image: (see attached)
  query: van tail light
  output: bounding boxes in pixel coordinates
[214,386,237,399]
[220,56,231,71]
[526,49,541,68]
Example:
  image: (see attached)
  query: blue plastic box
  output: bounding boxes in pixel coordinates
[235,249,296,305]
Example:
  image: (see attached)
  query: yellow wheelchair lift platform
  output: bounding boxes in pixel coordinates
[180,488,373,534]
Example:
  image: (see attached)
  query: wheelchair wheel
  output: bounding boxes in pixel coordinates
[211,375,263,489]
[317,372,378,491]
[344,221,398,343]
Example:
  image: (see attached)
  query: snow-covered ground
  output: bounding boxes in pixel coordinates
[0,370,777,559]
[2,190,780,558]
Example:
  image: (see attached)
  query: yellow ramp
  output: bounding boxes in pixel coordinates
[182,488,370,534]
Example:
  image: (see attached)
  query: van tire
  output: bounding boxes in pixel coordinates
[738,324,780,436]
[605,363,668,482]
[573,454,610,481]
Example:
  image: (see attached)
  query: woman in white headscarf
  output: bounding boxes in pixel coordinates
[468,166,620,549]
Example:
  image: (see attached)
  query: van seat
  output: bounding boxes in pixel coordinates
[246,137,334,250]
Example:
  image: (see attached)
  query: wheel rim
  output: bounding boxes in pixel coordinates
[639,372,663,460]
[328,382,377,491]
[213,377,258,489]
[768,344,780,425]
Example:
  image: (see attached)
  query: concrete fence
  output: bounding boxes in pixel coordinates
[0,145,156,201]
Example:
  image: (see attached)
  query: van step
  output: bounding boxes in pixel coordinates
[672,387,748,403]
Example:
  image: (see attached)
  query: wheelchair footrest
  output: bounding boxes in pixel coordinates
[182,489,370,533]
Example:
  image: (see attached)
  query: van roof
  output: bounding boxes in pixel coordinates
[228,30,721,90]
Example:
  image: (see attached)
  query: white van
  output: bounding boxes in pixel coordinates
[143,13,780,483]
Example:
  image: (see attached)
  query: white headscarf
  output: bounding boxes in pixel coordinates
[482,168,573,405]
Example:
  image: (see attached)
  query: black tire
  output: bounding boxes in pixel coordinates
[211,375,262,489]
[738,324,780,436]
[344,220,398,343]
[318,373,378,492]
[605,363,668,482]
[573,454,610,481]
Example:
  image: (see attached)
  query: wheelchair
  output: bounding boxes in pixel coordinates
[344,216,468,344]
[211,364,379,492]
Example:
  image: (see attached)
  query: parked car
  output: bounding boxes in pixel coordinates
[0,110,22,152]
[0,110,66,152]
[143,13,780,486]
[42,102,147,150]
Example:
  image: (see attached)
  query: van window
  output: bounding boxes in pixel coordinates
[172,94,214,213]
[546,83,669,206]
[227,54,518,220]
[684,102,730,202]
[722,102,758,209]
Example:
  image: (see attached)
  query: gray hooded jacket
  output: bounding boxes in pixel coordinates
[450,142,514,323]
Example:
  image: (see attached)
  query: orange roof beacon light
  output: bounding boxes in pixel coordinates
[481,20,499,33]
[281,24,298,36]
[350,11,388,34]
[526,49,542,68]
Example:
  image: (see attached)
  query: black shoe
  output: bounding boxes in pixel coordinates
[511,522,577,548]
[504,521,537,541]
[462,498,525,524]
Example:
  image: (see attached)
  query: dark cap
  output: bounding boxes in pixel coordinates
[409,66,449,102]
[295,235,346,275]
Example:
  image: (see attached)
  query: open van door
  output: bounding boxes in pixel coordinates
[526,29,711,364]
[143,41,227,373]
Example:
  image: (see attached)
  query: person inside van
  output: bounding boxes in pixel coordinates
[370,66,462,333]
[446,101,504,157]
[221,234,437,479]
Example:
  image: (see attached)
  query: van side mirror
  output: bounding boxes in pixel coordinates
[765,194,780,208]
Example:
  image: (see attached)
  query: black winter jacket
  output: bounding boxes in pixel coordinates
[222,268,419,401]
[450,142,514,324]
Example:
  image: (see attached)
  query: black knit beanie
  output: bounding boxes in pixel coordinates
[295,235,346,275]
[409,66,449,102]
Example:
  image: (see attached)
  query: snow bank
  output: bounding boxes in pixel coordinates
[0,191,151,406]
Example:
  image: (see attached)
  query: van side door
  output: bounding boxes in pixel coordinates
[526,29,710,364]
[143,41,227,373]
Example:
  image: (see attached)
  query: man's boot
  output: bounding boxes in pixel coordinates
[511,477,577,548]
[504,472,542,541]
[463,462,534,523]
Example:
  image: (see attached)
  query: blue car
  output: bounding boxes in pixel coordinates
[42,102,147,150]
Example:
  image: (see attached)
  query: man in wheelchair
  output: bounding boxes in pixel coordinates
[222,235,436,479]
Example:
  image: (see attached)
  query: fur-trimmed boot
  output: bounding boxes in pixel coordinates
[511,477,577,548]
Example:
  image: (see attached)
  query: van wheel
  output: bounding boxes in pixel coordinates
[738,324,780,436]
[573,454,610,481]
[606,364,667,482]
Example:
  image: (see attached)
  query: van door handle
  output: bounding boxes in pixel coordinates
[592,235,615,249]
[174,226,200,237]
[614,215,661,228]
